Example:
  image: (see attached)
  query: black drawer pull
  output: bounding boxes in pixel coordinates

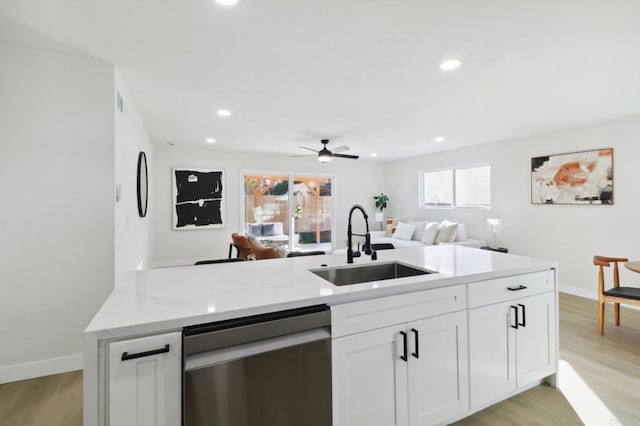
[122,344,170,361]
[399,331,408,362]
[518,304,526,327]
[510,305,519,329]
[507,285,528,291]
[411,328,419,359]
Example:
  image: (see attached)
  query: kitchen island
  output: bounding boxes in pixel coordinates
[85,245,558,426]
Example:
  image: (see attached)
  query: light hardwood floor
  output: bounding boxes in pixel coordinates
[1,293,639,426]
[0,369,82,426]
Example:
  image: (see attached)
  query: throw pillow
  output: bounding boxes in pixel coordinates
[408,221,427,241]
[456,224,468,242]
[435,221,458,244]
[421,222,440,245]
[247,223,263,237]
[262,223,276,236]
[393,222,417,241]
[272,222,284,236]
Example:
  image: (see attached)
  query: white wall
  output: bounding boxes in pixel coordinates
[114,69,153,284]
[152,145,385,266]
[0,45,115,382]
[384,115,640,298]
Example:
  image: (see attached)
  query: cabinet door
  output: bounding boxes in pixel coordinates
[407,311,469,426]
[332,324,408,426]
[516,292,556,386]
[468,301,516,409]
[109,332,181,426]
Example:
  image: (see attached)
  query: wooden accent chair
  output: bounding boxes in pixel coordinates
[593,255,640,335]
[231,233,281,260]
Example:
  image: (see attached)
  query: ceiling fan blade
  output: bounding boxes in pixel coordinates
[292,154,317,157]
[332,145,350,153]
[298,146,318,153]
[333,153,360,160]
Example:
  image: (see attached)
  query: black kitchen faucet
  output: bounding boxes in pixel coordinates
[347,204,377,264]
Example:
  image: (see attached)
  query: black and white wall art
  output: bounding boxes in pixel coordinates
[173,168,225,230]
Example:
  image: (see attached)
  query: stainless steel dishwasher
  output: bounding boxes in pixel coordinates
[182,305,331,426]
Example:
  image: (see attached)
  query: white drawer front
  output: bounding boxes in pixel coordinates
[331,285,466,338]
[109,332,182,426]
[467,270,555,308]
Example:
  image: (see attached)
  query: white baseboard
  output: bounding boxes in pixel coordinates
[0,353,83,384]
[559,283,597,300]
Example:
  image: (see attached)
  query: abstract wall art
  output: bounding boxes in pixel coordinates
[173,168,225,229]
[531,148,613,205]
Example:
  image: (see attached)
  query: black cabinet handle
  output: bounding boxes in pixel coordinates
[411,328,419,359]
[399,331,408,362]
[510,305,519,329]
[122,344,170,361]
[518,304,526,327]
[507,285,528,291]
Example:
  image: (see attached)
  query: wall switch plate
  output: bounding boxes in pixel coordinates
[116,91,124,113]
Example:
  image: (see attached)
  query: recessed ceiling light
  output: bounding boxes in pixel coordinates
[206,138,216,144]
[370,153,378,157]
[439,59,461,71]
[434,137,446,142]
[215,0,238,6]
[217,109,231,117]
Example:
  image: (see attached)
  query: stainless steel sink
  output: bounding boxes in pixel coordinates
[310,261,436,286]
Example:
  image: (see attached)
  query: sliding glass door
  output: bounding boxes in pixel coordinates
[292,177,332,251]
[244,173,333,252]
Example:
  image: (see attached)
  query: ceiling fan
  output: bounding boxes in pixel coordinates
[294,139,359,162]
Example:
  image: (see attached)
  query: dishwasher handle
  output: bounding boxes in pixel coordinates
[183,305,330,356]
[184,328,330,372]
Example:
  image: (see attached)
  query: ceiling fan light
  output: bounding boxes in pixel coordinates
[318,148,332,162]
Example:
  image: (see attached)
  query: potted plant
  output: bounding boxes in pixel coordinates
[373,193,389,230]
[291,204,303,247]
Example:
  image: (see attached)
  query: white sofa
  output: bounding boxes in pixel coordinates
[370,221,486,249]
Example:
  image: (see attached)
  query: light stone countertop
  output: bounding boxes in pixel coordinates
[86,245,556,340]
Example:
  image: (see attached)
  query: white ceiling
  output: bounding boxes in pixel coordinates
[2,0,640,160]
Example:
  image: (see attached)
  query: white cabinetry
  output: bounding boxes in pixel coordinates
[408,311,468,425]
[332,324,408,426]
[108,332,181,426]
[468,271,556,410]
[515,292,556,385]
[332,285,468,426]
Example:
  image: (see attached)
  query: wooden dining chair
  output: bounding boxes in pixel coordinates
[593,255,640,335]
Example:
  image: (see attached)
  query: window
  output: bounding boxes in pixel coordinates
[421,165,491,208]
[422,169,454,207]
[455,165,491,207]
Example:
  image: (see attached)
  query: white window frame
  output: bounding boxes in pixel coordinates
[419,163,491,209]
